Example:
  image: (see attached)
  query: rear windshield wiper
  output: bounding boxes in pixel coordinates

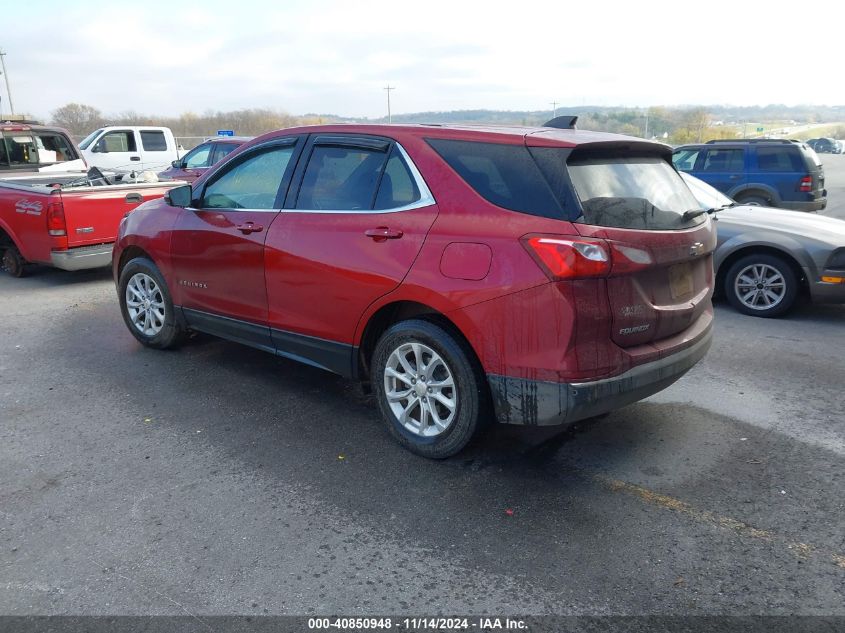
[682,208,710,220]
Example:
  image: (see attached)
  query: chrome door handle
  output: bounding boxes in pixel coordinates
[236,222,263,234]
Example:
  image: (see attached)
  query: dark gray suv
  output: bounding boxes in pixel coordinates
[672,139,827,212]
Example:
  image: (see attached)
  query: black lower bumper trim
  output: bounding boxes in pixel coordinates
[487,326,712,426]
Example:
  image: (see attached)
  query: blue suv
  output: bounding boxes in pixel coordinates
[672,139,827,212]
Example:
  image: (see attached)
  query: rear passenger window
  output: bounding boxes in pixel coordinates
[297,145,388,210]
[756,147,803,171]
[701,149,744,171]
[213,143,238,163]
[374,147,420,209]
[201,144,295,210]
[427,139,564,219]
[140,130,168,151]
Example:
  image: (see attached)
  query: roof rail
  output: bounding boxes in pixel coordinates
[705,138,797,144]
[1,118,42,125]
[543,116,578,130]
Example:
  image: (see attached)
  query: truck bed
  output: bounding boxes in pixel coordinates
[0,178,183,272]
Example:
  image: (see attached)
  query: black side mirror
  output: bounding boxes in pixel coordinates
[165,184,193,208]
[171,159,180,168]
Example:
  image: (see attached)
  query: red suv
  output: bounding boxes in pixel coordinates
[113,123,715,458]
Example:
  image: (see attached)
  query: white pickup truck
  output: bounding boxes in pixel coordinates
[78,126,183,175]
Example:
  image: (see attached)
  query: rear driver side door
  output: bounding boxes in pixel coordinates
[263,134,439,374]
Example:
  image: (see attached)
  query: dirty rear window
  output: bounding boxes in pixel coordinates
[568,157,705,230]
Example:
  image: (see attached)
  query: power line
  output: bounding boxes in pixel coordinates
[0,49,14,114]
[384,85,395,124]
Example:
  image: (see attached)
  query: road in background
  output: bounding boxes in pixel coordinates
[820,154,845,220]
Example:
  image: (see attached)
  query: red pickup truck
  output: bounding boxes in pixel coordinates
[0,174,180,276]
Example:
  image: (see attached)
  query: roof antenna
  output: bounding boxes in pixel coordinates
[543,116,578,129]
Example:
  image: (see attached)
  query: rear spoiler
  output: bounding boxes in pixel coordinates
[543,116,578,130]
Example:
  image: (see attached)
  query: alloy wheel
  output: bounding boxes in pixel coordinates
[383,342,457,437]
[126,272,166,336]
[734,263,787,311]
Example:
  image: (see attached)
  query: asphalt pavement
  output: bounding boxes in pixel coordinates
[1,175,843,623]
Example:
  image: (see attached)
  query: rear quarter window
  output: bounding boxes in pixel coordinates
[426,139,565,219]
[755,146,804,171]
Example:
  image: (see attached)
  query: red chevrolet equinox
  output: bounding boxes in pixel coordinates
[113,122,715,458]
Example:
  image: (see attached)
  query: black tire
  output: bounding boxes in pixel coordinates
[371,319,489,459]
[724,253,799,318]
[735,194,769,206]
[118,256,184,349]
[1,245,26,278]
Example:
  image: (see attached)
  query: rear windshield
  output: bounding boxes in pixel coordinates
[568,157,706,230]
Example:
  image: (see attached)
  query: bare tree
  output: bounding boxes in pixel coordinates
[50,103,104,137]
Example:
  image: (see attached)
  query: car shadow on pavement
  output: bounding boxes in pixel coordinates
[6,265,113,287]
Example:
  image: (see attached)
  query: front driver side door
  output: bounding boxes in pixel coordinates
[170,137,302,351]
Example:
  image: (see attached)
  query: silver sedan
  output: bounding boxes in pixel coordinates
[682,172,845,317]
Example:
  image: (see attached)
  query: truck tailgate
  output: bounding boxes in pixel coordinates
[62,184,177,248]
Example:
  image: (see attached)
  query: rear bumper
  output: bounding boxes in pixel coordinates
[487,324,713,426]
[50,244,114,271]
[783,197,826,212]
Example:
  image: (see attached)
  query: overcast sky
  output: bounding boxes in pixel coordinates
[3,0,843,121]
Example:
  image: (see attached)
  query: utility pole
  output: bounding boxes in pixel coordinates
[550,101,559,118]
[0,49,13,115]
[644,110,649,139]
[384,85,395,124]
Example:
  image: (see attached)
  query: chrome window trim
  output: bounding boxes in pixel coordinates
[282,141,436,215]
[185,206,280,214]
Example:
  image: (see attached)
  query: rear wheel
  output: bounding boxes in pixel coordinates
[1,245,26,278]
[118,257,184,348]
[371,319,489,458]
[724,253,798,318]
[736,194,769,206]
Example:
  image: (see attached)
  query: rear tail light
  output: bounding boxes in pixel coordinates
[798,175,813,192]
[522,235,611,279]
[523,234,661,280]
[47,199,67,236]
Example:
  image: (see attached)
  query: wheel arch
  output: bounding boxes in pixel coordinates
[356,300,482,385]
[729,184,781,204]
[116,244,156,278]
[0,220,24,253]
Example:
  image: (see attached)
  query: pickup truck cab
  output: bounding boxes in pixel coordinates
[79,126,182,175]
[1,121,87,174]
[0,170,182,277]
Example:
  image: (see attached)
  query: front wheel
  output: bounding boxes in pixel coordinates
[724,254,799,318]
[371,319,489,458]
[118,257,184,348]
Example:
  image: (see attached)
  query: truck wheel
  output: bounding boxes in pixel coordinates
[1,246,26,278]
[118,257,184,349]
[371,319,489,459]
[725,254,798,318]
